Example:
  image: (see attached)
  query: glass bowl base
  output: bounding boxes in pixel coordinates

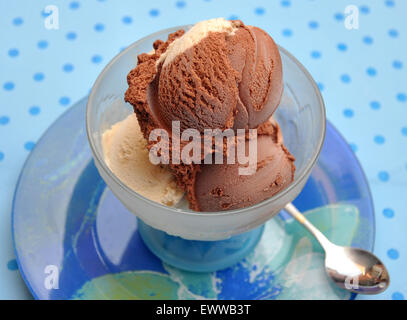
[138,220,263,272]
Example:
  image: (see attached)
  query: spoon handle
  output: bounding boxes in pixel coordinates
[284,203,334,251]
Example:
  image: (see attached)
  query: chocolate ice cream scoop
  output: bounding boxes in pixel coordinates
[191,120,295,211]
[152,18,283,132]
[125,19,294,212]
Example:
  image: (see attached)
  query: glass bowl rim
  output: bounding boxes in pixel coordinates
[86,24,327,217]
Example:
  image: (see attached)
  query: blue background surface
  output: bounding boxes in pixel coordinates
[0,0,406,300]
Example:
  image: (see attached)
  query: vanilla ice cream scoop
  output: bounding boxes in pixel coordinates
[102,113,184,206]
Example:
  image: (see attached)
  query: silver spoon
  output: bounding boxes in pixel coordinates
[284,203,390,295]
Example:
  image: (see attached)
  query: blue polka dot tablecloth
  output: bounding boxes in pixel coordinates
[0,0,406,300]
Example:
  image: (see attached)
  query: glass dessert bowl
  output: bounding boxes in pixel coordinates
[87,25,326,271]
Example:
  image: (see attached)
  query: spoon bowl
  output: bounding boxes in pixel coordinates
[325,245,390,294]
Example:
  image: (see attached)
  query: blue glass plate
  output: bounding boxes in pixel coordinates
[12,97,375,300]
